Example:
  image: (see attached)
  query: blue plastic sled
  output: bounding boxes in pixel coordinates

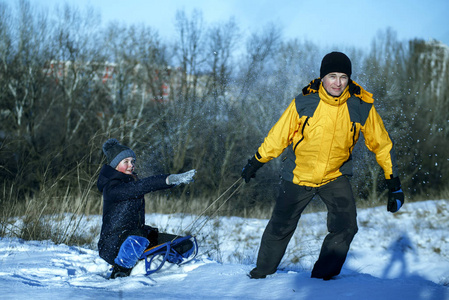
[139,235,198,275]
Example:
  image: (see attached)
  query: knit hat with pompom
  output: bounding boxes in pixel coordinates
[102,138,136,168]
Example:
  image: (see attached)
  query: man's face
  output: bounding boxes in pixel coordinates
[322,72,349,97]
[115,157,135,175]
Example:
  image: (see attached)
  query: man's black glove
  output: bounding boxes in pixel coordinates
[241,155,264,183]
[386,177,404,213]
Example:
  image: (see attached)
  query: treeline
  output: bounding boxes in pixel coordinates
[1,1,448,216]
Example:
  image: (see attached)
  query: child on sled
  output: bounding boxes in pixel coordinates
[97,138,196,279]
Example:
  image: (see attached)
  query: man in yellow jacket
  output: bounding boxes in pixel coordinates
[242,52,405,280]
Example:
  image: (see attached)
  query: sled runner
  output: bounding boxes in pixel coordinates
[139,235,198,275]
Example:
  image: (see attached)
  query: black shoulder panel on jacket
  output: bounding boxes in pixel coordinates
[294,93,320,117]
[346,96,373,126]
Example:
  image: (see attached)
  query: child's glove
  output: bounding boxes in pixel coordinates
[167,169,196,185]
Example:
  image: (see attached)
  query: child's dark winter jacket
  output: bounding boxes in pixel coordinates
[97,164,171,265]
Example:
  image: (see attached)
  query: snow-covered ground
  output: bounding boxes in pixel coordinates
[0,200,448,299]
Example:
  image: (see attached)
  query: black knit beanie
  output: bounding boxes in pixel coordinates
[102,138,136,168]
[320,52,352,78]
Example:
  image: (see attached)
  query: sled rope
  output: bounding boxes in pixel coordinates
[140,179,243,276]
[193,178,245,235]
[171,177,244,242]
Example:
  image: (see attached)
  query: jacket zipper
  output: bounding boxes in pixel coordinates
[293,116,310,152]
[349,122,356,153]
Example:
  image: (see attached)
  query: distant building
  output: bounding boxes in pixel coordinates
[43,60,172,102]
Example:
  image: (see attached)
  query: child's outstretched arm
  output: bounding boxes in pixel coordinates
[166,169,196,185]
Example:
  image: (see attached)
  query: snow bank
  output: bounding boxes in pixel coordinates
[0,200,448,299]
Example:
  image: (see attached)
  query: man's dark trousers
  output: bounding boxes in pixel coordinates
[251,176,358,279]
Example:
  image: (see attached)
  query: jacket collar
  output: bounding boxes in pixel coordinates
[348,80,374,104]
[302,78,374,104]
[97,164,135,192]
[318,84,351,106]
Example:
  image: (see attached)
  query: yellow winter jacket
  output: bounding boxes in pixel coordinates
[255,79,398,187]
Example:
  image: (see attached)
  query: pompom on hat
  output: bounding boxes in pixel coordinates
[320,51,352,79]
[102,138,136,168]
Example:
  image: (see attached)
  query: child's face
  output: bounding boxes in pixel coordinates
[115,157,135,175]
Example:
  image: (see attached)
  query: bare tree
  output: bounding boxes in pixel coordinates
[174,9,207,102]
[237,23,281,103]
[203,17,240,101]
[47,4,105,144]
[405,39,449,193]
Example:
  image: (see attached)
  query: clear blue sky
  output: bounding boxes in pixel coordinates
[32,0,449,48]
